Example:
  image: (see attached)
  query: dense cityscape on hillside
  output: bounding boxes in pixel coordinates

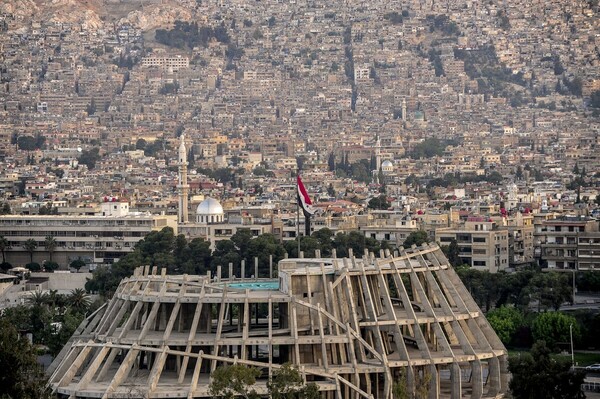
[0,0,600,398]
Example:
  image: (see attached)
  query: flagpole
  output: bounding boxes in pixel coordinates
[297,197,301,258]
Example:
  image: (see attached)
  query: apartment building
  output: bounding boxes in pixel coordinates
[360,212,419,246]
[436,218,510,273]
[535,215,600,271]
[506,212,535,267]
[0,201,175,268]
[141,55,189,71]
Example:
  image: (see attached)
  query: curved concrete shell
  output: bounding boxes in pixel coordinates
[49,243,508,398]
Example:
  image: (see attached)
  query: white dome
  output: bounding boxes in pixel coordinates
[196,197,224,216]
[382,160,393,168]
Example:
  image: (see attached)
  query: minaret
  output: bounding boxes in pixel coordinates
[375,134,382,172]
[402,98,407,122]
[373,135,382,184]
[178,134,189,224]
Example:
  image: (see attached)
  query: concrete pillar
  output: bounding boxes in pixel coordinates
[450,363,462,399]
[229,263,233,280]
[487,356,500,396]
[216,266,221,282]
[255,257,259,280]
[471,360,483,399]
[241,260,245,280]
[269,255,273,278]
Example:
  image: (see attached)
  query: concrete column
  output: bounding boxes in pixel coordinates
[471,360,483,399]
[450,363,462,399]
[487,356,501,396]
[241,260,245,280]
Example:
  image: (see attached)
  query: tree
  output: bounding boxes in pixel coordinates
[527,272,572,310]
[44,261,59,272]
[179,237,212,275]
[209,364,261,399]
[78,147,101,170]
[135,138,147,150]
[508,340,585,399]
[16,135,39,151]
[515,165,523,180]
[43,235,57,263]
[327,152,336,171]
[486,306,524,345]
[0,235,8,264]
[367,194,390,210]
[312,228,334,257]
[532,312,580,351]
[26,291,49,307]
[70,258,86,273]
[0,319,53,399]
[86,97,97,115]
[403,231,429,248]
[67,288,91,314]
[23,238,37,264]
[267,363,319,399]
[440,239,461,267]
[0,202,11,215]
[590,90,600,108]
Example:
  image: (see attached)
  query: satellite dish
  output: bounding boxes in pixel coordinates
[77,147,82,152]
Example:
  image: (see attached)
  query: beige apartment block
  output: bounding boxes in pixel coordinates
[535,216,600,271]
[436,219,510,273]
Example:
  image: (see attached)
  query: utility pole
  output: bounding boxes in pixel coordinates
[570,323,575,369]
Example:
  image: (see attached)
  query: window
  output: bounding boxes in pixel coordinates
[473,237,486,243]
[473,261,487,266]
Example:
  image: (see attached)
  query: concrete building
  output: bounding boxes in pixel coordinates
[536,216,600,271]
[0,200,175,268]
[436,219,510,273]
[48,243,508,398]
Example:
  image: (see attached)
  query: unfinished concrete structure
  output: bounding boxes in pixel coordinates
[49,243,508,398]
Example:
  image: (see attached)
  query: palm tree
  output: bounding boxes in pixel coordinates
[44,236,57,263]
[23,239,37,264]
[0,235,8,264]
[67,289,91,313]
[26,291,48,307]
[47,289,66,311]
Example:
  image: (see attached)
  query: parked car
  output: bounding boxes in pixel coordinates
[585,364,600,371]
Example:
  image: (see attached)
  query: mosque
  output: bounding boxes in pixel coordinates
[175,134,260,249]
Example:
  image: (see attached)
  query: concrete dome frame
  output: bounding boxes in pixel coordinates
[48,243,508,398]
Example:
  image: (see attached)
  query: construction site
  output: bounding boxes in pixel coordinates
[48,243,509,398]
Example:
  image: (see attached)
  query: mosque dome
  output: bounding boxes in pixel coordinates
[381,160,394,173]
[196,197,224,224]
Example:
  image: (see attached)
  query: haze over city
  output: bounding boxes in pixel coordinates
[0,0,599,398]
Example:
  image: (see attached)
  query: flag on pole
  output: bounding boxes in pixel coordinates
[297,175,315,217]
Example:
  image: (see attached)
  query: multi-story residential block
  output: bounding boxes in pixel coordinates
[506,212,535,267]
[0,200,175,269]
[436,218,510,273]
[536,216,600,271]
[141,55,189,71]
[360,212,419,246]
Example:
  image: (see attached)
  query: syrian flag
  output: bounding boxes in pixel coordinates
[297,175,316,217]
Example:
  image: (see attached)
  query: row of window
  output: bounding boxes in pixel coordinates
[0,231,143,238]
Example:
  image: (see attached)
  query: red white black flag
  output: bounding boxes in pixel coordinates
[297,175,315,217]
